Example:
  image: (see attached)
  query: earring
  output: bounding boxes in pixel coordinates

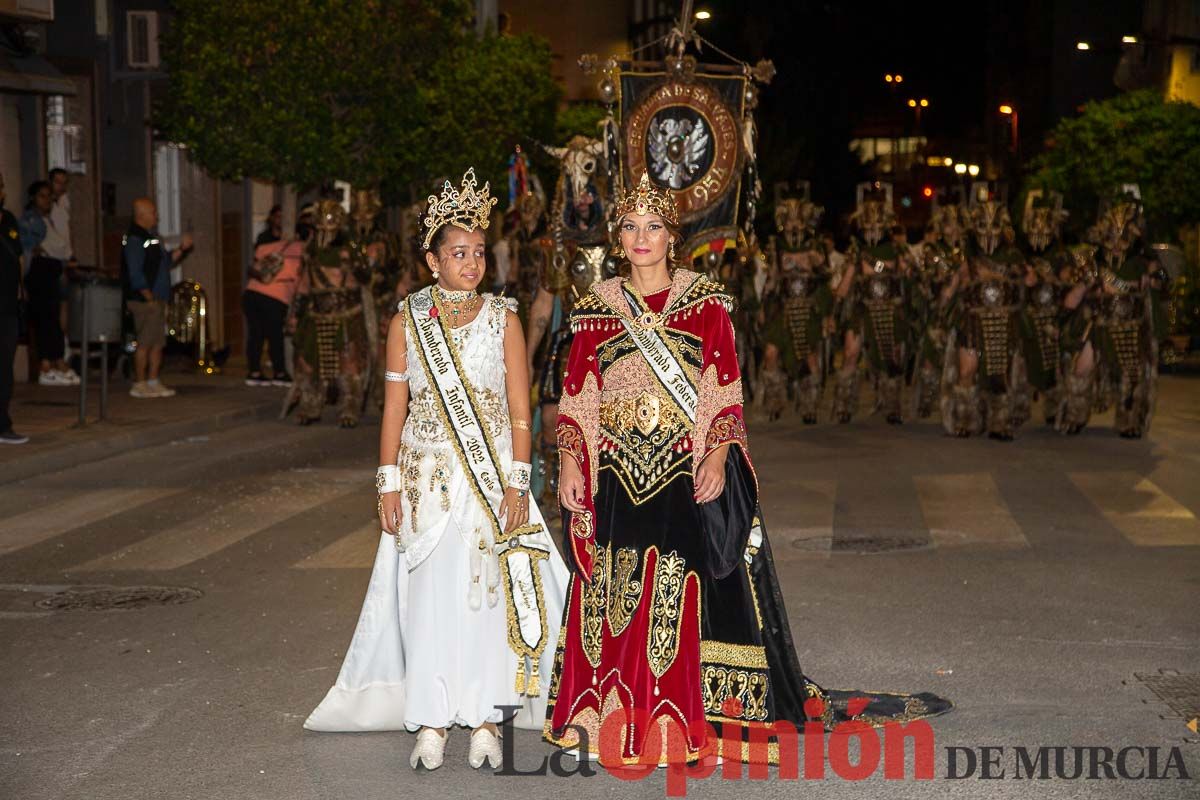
[668,240,676,261]
[615,245,626,259]
[432,270,440,279]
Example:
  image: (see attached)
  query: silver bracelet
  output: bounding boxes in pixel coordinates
[376,465,399,494]
[508,460,531,492]
[384,371,409,383]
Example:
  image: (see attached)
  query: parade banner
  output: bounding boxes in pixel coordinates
[618,69,748,258]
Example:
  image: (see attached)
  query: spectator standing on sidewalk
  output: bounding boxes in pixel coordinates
[243,215,309,386]
[255,204,283,247]
[0,172,28,444]
[121,197,193,398]
[18,180,79,387]
[49,168,75,361]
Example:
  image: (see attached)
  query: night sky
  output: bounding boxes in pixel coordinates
[689,0,1142,221]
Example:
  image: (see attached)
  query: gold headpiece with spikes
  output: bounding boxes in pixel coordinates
[614,172,679,226]
[422,167,498,250]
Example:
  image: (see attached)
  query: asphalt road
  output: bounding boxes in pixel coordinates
[2,378,1198,799]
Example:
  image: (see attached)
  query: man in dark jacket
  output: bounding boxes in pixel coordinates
[0,172,27,443]
[121,197,192,398]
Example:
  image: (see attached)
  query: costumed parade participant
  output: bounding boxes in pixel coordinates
[527,137,618,509]
[347,188,401,412]
[1018,191,1070,427]
[283,199,370,427]
[911,202,966,419]
[763,187,832,424]
[304,168,570,772]
[941,196,1024,440]
[833,183,911,425]
[1058,190,1164,438]
[543,173,950,766]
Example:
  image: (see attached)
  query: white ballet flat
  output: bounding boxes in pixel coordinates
[468,727,503,769]
[410,728,447,771]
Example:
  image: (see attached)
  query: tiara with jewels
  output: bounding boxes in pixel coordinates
[422,167,498,250]
[614,172,679,226]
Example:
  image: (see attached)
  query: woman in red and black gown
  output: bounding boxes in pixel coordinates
[543,174,949,766]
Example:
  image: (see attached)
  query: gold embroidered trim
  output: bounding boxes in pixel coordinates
[745,561,764,630]
[701,664,770,721]
[544,666,712,765]
[494,522,545,546]
[557,424,585,467]
[400,443,421,527]
[647,549,689,679]
[606,547,644,637]
[499,545,551,691]
[580,544,608,669]
[430,451,451,512]
[699,640,768,669]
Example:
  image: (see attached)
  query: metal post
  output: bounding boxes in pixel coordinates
[78,284,89,426]
[99,333,109,421]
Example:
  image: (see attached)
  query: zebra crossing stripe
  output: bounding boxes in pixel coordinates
[293,520,382,569]
[70,472,364,572]
[914,473,1029,549]
[0,488,182,558]
[1068,471,1200,547]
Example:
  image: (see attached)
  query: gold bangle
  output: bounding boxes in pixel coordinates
[511,419,531,431]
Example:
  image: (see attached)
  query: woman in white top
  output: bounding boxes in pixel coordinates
[303,169,569,773]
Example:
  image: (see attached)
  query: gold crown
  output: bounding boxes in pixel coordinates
[422,167,498,250]
[614,172,678,226]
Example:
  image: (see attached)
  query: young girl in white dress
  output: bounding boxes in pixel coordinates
[304,169,570,772]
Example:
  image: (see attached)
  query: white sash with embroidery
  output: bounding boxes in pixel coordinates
[619,286,698,422]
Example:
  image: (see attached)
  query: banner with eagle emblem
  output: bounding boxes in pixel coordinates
[617,68,749,259]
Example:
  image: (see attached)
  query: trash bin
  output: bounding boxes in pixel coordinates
[68,275,123,343]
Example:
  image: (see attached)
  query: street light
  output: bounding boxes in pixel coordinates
[968,164,980,177]
[885,73,894,83]
[907,98,916,107]
[943,157,953,167]
[999,104,1019,154]
[895,74,904,83]
[1122,35,1138,44]
[954,163,967,175]
[694,9,711,20]
[1076,41,1090,50]
[919,98,929,107]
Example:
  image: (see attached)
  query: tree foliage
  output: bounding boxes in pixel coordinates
[554,102,607,143]
[1029,89,1200,239]
[417,31,561,192]
[157,0,560,196]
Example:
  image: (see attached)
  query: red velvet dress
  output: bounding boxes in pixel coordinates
[542,270,950,766]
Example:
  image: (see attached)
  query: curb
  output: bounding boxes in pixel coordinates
[1,399,281,486]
